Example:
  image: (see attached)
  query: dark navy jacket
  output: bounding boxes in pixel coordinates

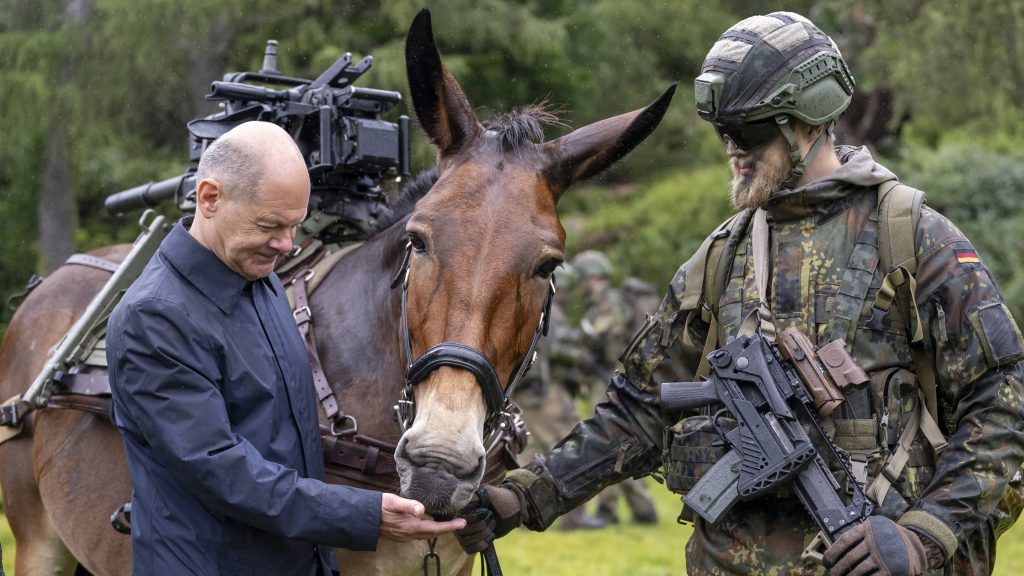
[108,219,381,575]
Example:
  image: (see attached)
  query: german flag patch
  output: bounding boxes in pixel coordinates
[955,248,981,264]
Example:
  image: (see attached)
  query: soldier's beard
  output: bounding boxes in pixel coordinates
[729,137,791,210]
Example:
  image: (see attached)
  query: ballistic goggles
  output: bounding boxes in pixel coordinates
[712,118,780,150]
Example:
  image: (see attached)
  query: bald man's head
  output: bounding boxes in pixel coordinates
[196,121,308,202]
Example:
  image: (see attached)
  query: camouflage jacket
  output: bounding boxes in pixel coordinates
[507,146,1024,565]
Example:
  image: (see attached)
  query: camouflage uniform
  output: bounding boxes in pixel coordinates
[580,278,659,524]
[506,146,1024,574]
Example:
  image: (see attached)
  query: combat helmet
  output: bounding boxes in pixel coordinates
[572,250,613,280]
[553,261,579,292]
[695,12,855,188]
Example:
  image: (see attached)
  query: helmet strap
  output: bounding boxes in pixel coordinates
[777,116,834,190]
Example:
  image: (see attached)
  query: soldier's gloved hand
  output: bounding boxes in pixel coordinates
[455,484,526,553]
[823,515,943,576]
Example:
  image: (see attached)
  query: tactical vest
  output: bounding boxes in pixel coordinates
[667,179,948,512]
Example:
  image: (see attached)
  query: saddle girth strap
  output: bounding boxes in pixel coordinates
[64,253,120,273]
[292,273,343,424]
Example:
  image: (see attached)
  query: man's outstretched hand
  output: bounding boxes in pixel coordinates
[379,493,467,542]
[455,484,526,553]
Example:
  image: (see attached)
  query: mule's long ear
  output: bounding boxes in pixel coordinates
[405,9,481,157]
[543,84,677,199]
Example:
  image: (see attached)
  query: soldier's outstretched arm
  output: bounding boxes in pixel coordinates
[501,252,713,531]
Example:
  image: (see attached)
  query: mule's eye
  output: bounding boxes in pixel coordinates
[535,258,562,279]
[407,233,427,253]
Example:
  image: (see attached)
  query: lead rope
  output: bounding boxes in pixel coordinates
[480,544,503,575]
[423,537,440,576]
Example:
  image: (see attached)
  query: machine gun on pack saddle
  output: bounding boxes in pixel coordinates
[4,39,411,439]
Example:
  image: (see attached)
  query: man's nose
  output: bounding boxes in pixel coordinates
[268,230,294,254]
[725,138,741,156]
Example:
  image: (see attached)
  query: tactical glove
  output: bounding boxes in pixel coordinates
[823,515,942,576]
[455,484,526,553]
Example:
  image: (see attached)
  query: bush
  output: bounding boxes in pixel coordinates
[566,163,735,290]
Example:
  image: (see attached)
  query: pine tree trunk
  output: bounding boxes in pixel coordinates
[37,0,91,273]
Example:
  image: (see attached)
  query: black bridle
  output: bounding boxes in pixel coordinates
[390,244,553,436]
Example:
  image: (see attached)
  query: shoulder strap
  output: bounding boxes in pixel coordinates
[872,180,941,424]
[681,209,753,378]
[877,179,926,275]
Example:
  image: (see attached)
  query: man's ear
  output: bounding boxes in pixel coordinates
[195,178,224,217]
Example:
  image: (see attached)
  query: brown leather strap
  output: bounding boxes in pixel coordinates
[64,254,120,273]
[292,272,342,423]
[46,393,112,417]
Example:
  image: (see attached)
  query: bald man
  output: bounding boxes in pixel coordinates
[107,122,464,576]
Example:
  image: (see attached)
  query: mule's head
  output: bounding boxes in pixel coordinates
[394,9,675,518]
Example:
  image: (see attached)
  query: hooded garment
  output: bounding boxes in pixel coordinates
[506,146,1024,575]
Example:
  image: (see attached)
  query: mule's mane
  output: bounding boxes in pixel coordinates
[484,103,563,153]
[367,105,561,237]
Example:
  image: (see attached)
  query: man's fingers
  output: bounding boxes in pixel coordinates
[416,517,467,535]
[382,492,426,517]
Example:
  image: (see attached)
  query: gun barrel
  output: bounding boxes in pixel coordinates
[659,380,720,412]
[208,81,292,102]
[104,175,190,212]
[349,87,403,104]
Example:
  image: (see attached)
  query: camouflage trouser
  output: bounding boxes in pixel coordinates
[683,492,1011,576]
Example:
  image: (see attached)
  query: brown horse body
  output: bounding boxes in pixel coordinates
[0,10,673,575]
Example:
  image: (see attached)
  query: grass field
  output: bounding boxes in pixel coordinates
[4,482,1024,575]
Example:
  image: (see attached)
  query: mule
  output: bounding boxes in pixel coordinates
[0,9,674,575]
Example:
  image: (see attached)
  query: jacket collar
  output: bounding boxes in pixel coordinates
[161,217,276,314]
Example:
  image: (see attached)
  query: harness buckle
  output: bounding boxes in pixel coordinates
[293,305,312,324]
[330,414,358,437]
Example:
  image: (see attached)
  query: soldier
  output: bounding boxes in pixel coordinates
[457,12,1024,576]
[513,263,607,530]
[573,251,658,526]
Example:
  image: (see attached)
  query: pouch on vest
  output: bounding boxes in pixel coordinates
[662,415,734,497]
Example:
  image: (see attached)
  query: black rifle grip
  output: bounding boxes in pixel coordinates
[659,380,720,413]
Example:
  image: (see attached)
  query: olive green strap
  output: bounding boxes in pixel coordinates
[865,389,947,505]
[877,180,924,274]
[687,211,750,378]
[741,209,777,343]
[681,214,740,312]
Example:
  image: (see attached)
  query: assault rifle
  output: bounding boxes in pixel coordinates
[659,328,873,560]
[104,40,411,244]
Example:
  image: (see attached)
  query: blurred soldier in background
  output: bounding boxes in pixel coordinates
[574,250,658,526]
[514,263,607,530]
